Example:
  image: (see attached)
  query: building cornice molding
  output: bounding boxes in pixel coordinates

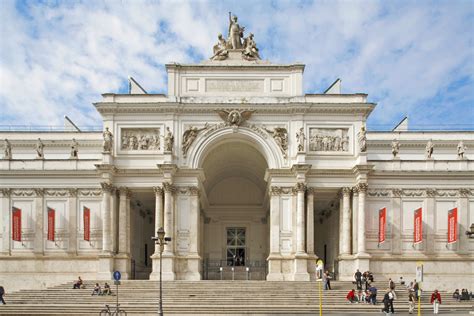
[365,188,474,198]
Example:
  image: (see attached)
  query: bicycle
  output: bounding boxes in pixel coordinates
[99,304,127,316]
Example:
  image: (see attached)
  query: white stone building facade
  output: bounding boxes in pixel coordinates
[1,42,473,292]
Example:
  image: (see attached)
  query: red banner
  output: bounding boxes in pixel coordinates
[448,207,458,244]
[414,207,423,244]
[378,207,386,244]
[47,207,55,241]
[12,207,21,242]
[83,206,90,241]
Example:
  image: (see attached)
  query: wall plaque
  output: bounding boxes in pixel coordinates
[205,79,264,93]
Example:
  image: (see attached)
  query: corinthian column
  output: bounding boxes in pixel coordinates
[163,182,175,255]
[295,182,307,255]
[189,186,200,255]
[341,187,352,255]
[357,183,368,254]
[100,182,113,253]
[118,187,131,254]
[152,186,164,255]
[306,188,315,255]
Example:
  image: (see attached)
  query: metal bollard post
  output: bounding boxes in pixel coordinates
[219,267,223,280]
[246,267,249,281]
[231,267,234,281]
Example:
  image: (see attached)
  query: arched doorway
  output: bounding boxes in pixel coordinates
[200,140,269,280]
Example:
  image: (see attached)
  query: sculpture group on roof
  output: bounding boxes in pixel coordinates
[211,12,261,61]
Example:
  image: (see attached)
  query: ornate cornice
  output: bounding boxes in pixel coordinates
[365,188,474,198]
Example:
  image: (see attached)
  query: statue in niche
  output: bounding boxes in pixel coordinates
[358,126,367,152]
[70,138,78,159]
[4,139,12,160]
[210,34,229,61]
[457,140,467,159]
[391,139,400,158]
[164,127,174,153]
[228,12,244,49]
[264,126,288,157]
[296,127,306,152]
[242,33,261,60]
[182,126,207,157]
[425,139,434,159]
[35,138,44,159]
[102,127,113,153]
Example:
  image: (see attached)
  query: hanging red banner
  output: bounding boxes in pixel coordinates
[414,207,423,244]
[447,207,458,244]
[83,206,90,241]
[378,207,387,244]
[12,207,22,242]
[47,207,55,242]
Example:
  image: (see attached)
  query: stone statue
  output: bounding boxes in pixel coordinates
[70,138,78,159]
[242,33,260,60]
[228,12,244,49]
[35,138,44,159]
[210,34,229,61]
[264,126,288,157]
[182,126,206,157]
[457,140,467,159]
[425,139,434,159]
[102,127,113,153]
[358,126,367,152]
[164,127,174,153]
[216,109,254,126]
[4,139,12,160]
[391,139,400,158]
[296,127,306,152]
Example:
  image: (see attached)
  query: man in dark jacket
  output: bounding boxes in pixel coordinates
[0,285,6,305]
[354,269,362,290]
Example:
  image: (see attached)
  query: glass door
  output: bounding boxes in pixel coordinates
[226,227,246,266]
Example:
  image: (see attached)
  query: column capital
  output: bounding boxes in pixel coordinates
[153,186,164,195]
[293,182,307,193]
[100,182,115,193]
[426,188,437,198]
[341,187,352,196]
[459,188,472,198]
[0,188,11,197]
[163,182,177,194]
[307,187,315,195]
[188,186,200,196]
[119,186,132,198]
[392,188,403,198]
[270,186,282,196]
[356,182,368,193]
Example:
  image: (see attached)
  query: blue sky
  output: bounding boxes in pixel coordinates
[0,0,473,130]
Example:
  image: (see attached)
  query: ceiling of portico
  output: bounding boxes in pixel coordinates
[202,141,268,205]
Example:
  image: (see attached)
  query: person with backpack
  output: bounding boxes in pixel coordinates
[382,289,391,315]
[408,290,416,314]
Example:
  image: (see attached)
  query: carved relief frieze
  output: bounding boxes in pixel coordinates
[44,189,70,197]
[309,128,349,152]
[367,189,391,197]
[270,186,294,196]
[435,190,458,197]
[263,127,288,158]
[78,189,102,197]
[120,128,160,151]
[11,188,41,197]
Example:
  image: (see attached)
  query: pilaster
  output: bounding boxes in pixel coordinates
[341,187,352,255]
[267,186,283,281]
[34,189,44,255]
[458,189,471,254]
[391,189,402,255]
[0,189,11,255]
[67,189,78,255]
[425,189,436,255]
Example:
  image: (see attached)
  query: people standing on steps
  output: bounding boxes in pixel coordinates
[323,270,331,290]
[354,269,362,290]
[382,289,391,315]
[408,290,416,314]
[0,285,6,305]
[388,288,396,314]
[431,289,442,314]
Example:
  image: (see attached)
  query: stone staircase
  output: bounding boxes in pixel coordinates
[0,280,471,315]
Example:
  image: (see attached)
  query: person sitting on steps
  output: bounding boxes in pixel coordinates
[102,282,111,296]
[73,276,84,289]
[91,283,102,296]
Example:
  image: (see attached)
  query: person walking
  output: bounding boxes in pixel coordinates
[0,285,6,305]
[388,288,396,314]
[431,289,442,314]
[382,289,391,315]
[323,270,331,290]
[408,290,416,314]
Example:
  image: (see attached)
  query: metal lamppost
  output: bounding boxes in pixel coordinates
[152,227,170,316]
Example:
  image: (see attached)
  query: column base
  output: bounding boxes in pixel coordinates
[179,255,202,280]
[293,255,310,281]
[267,254,284,281]
[161,253,175,280]
[307,253,317,281]
[97,253,114,280]
[337,254,356,281]
[114,253,131,279]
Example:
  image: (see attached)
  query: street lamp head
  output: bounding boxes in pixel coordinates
[157,227,165,240]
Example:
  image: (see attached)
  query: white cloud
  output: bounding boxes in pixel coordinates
[0,0,473,129]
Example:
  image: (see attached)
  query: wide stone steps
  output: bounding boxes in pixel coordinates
[0,281,471,315]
